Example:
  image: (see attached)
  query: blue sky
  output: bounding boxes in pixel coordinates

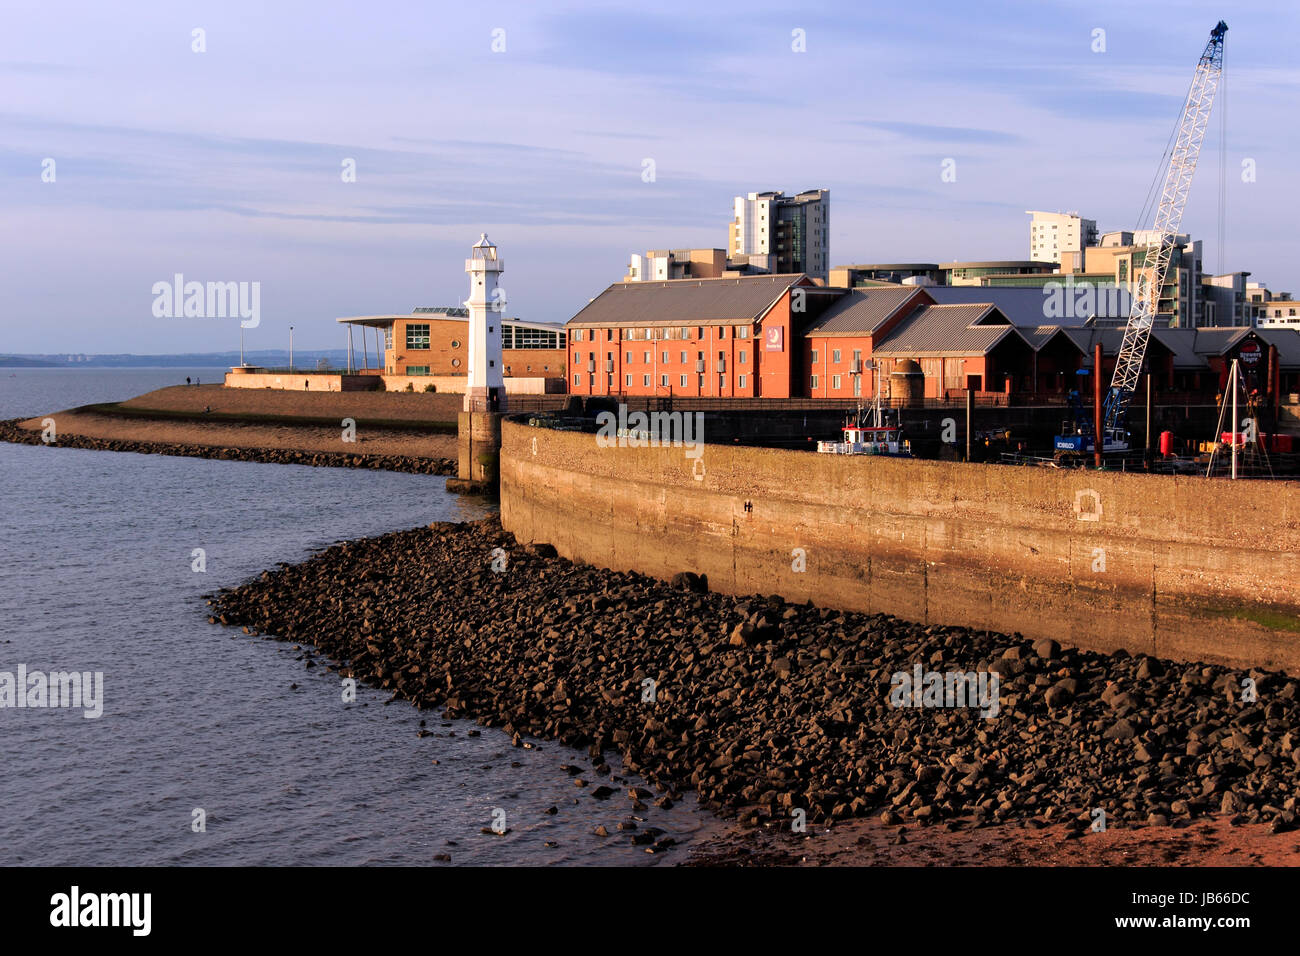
[2,0,1296,352]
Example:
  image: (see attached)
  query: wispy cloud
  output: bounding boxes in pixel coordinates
[853,121,1023,146]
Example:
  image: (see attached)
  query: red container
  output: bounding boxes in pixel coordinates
[1159,431,1174,456]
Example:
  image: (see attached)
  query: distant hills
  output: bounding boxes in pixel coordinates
[0,350,351,369]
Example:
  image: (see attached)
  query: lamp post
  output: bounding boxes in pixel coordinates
[289,326,294,372]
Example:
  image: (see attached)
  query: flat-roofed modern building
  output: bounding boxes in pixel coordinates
[829,264,943,287]
[1257,295,1299,329]
[940,261,1058,286]
[336,308,567,392]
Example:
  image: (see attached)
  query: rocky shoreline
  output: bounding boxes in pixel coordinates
[0,418,456,476]
[210,515,1300,842]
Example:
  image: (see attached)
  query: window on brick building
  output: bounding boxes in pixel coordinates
[811,349,819,364]
[832,375,842,390]
[832,349,841,364]
[739,351,747,364]
[574,374,580,386]
[405,324,430,350]
[660,374,668,387]
[679,374,687,387]
[625,374,632,387]
[738,374,747,388]
[643,374,650,387]
[810,374,819,389]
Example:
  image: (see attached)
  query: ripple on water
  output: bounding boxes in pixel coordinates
[0,441,724,865]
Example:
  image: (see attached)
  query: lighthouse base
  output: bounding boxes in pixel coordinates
[457,410,503,488]
[463,385,506,414]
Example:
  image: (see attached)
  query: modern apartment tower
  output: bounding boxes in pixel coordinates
[1027,210,1098,269]
[730,189,830,280]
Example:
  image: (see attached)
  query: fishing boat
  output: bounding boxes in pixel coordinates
[817,400,911,456]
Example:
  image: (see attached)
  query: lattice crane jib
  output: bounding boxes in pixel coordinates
[1104,21,1227,441]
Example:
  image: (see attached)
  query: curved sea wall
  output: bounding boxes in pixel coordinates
[500,419,1300,672]
[0,418,456,475]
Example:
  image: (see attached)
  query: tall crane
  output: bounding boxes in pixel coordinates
[1100,20,1228,451]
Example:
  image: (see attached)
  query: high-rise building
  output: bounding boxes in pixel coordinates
[1027,211,1098,269]
[730,189,829,280]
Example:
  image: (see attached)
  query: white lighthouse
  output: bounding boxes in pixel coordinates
[464,233,505,412]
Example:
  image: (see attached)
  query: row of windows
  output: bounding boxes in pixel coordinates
[503,326,566,349]
[574,373,750,389]
[808,374,866,392]
[572,326,750,342]
[572,350,748,365]
[572,350,748,364]
[810,349,863,364]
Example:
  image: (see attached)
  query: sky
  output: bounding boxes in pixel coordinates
[2,0,1297,353]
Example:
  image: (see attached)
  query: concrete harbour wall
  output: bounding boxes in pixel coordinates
[500,419,1300,672]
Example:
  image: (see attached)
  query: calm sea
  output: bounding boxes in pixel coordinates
[0,369,716,865]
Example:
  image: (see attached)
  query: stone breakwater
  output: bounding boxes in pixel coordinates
[211,516,1300,835]
[0,419,456,476]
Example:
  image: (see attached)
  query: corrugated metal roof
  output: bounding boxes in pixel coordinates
[1257,329,1300,366]
[1151,328,1212,368]
[802,286,923,336]
[566,274,805,328]
[873,303,1026,357]
[1019,325,1068,350]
